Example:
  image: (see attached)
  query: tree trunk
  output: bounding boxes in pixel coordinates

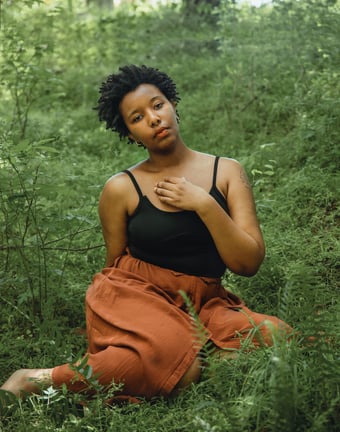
[87,0,113,9]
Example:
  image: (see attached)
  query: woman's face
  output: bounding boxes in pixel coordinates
[119,83,179,152]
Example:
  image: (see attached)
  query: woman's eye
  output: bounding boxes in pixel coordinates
[154,102,164,110]
[133,115,142,123]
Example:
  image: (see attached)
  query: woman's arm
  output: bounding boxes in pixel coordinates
[197,159,265,276]
[98,173,130,267]
[154,158,265,276]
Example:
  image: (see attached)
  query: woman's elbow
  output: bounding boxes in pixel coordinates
[237,264,261,277]
[230,249,265,277]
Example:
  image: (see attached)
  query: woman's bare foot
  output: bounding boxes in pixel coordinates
[1,368,53,398]
[213,348,239,360]
[172,357,202,395]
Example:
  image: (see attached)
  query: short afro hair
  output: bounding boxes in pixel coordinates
[96,65,180,142]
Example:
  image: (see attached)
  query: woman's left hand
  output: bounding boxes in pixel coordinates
[154,177,210,211]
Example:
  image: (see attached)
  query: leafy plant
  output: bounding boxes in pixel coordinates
[0,0,339,431]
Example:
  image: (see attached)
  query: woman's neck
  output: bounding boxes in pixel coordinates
[145,144,194,171]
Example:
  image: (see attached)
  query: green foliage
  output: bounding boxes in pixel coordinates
[0,0,339,430]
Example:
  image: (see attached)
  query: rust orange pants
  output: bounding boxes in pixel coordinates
[52,254,291,399]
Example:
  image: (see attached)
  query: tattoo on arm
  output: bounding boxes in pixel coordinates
[240,167,252,190]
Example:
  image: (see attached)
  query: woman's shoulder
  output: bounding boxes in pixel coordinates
[101,170,135,200]
[217,157,250,188]
[195,150,239,164]
[103,159,146,185]
[218,156,243,171]
[196,151,242,173]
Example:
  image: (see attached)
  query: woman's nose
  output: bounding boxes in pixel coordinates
[149,112,161,126]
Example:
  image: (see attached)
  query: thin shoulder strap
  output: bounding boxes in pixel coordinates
[124,170,143,198]
[212,156,220,188]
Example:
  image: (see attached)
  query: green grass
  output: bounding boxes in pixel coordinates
[0,0,339,430]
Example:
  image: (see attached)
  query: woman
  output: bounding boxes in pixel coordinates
[1,65,291,401]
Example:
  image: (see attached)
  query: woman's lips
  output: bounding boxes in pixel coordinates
[154,128,169,139]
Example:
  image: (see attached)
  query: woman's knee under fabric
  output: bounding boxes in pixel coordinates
[233,308,292,347]
[202,304,292,350]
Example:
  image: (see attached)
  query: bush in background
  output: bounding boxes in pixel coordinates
[0,0,339,430]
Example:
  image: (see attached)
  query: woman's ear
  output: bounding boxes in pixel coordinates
[170,101,180,123]
[128,134,145,148]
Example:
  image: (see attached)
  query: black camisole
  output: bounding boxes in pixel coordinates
[124,156,229,278]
